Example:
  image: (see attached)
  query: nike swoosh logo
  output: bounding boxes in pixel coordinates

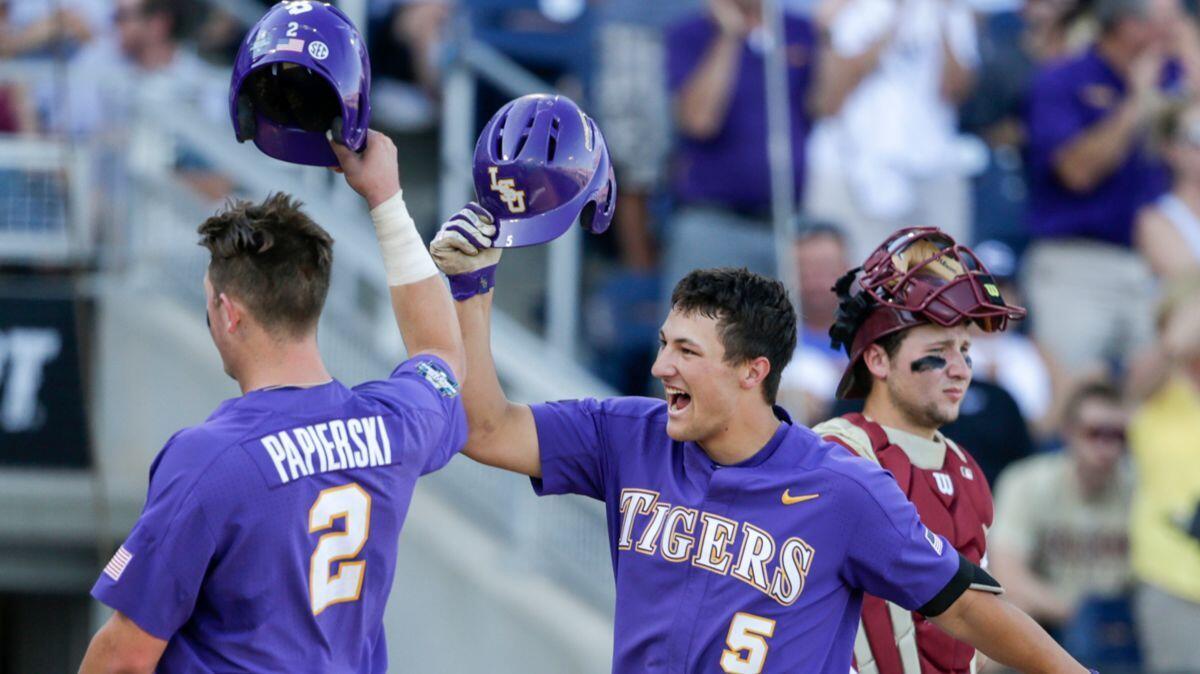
[781,490,820,505]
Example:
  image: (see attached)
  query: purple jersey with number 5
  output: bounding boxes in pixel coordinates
[92,355,466,673]
[531,397,961,674]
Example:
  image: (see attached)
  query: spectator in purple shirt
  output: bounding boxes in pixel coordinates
[662,0,819,290]
[1022,0,1200,376]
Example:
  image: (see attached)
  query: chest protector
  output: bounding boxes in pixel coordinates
[815,413,994,674]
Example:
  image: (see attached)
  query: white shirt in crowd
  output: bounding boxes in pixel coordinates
[808,0,981,219]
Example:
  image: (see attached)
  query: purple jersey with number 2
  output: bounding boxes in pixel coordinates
[92,355,465,673]
[531,397,961,674]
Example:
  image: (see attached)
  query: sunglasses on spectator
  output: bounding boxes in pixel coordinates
[1079,425,1126,443]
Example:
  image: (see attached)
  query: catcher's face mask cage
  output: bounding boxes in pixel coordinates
[830,227,1028,398]
[857,227,1026,333]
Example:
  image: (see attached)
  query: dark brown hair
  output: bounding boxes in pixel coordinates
[670,268,797,404]
[198,193,333,338]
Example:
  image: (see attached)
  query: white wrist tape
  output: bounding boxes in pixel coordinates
[370,191,438,286]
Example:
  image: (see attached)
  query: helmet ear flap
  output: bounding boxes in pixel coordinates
[235,94,256,143]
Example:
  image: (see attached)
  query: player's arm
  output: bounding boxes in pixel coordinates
[330,131,465,380]
[78,611,167,674]
[844,464,1090,674]
[429,204,541,477]
[927,588,1088,673]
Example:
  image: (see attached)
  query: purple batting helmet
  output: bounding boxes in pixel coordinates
[230,1,370,167]
[473,94,616,248]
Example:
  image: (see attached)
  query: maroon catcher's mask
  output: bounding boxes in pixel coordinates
[830,227,1027,399]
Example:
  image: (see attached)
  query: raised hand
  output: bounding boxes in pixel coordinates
[431,202,502,274]
[328,129,400,210]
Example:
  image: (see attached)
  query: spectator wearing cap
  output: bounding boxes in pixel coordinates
[777,220,851,423]
[662,0,820,287]
[966,240,1058,437]
[804,0,981,261]
[989,379,1133,634]
[1022,0,1200,376]
[1137,98,1200,278]
[1126,274,1200,673]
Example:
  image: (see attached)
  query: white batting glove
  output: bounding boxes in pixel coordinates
[431,202,503,300]
[430,202,502,275]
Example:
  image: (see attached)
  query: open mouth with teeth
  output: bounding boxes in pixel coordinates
[665,386,692,412]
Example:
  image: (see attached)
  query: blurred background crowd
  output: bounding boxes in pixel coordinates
[1,0,1199,672]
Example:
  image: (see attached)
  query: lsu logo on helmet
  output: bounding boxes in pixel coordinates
[488,166,526,214]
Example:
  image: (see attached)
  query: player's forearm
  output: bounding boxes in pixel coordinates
[455,292,541,477]
[931,590,1087,673]
[388,276,465,380]
[78,625,159,674]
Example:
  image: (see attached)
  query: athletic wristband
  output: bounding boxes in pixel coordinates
[447,265,497,301]
[370,190,439,286]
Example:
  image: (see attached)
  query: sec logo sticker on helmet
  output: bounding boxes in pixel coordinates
[229,1,370,167]
[472,94,616,248]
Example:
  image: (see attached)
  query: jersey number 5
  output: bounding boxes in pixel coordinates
[309,483,372,615]
[720,612,776,674]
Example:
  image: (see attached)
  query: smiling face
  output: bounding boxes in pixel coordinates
[651,309,752,443]
[865,323,973,432]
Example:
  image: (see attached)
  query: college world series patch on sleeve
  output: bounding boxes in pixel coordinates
[417,361,459,397]
[103,545,133,581]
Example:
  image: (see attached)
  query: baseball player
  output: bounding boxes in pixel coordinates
[429,97,1093,669]
[813,227,1021,674]
[78,127,466,670]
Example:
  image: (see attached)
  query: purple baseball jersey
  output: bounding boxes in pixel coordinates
[92,355,466,673]
[531,397,961,674]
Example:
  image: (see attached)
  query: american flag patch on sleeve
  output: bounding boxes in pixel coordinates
[103,545,133,581]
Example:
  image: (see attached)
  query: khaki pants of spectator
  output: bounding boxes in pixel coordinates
[1021,239,1156,374]
[804,167,971,263]
[1135,582,1200,673]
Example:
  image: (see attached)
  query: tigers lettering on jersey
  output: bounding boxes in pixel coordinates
[259,416,392,484]
[618,488,815,606]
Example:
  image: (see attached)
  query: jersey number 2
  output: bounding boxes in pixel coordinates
[309,483,372,615]
[720,612,776,674]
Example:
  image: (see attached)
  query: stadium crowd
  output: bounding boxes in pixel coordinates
[2,0,1200,670]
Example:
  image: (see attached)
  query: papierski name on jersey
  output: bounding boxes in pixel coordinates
[91,356,465,673]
